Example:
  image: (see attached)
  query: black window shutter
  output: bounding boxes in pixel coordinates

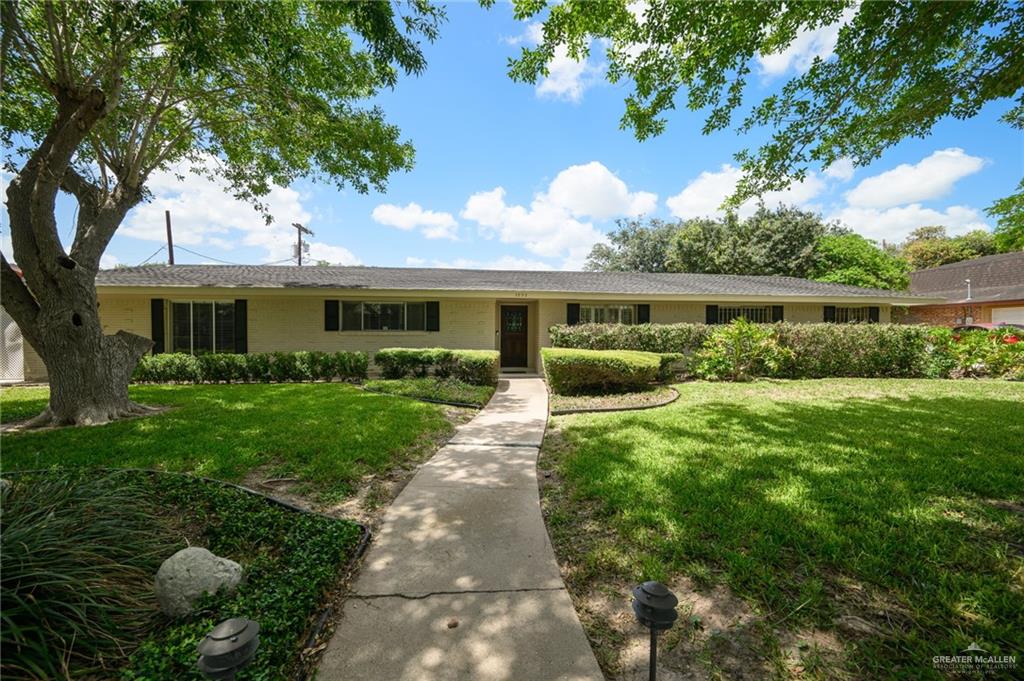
[823,305,836,323]
[150,299,165,354]
[325,300,339,331]
[637,304,650,324]
[567,303,580,325]
[705,305,718,325]
[426,301,440,331]
[771,305,784,323]
[234,299,248,353]
[868,306,880,323]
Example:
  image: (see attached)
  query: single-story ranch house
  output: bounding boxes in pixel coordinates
[3,265,942,382]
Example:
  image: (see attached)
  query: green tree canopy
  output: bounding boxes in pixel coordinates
[809,233,910,290]
[506,0,1023,219]
[897,226,998,270]
[666,205,843,278]
[584,217,678,272]
[1,0,442,426]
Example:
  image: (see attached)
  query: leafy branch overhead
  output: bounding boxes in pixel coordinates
[506,0,1024,218]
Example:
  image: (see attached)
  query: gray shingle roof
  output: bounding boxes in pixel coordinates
[909,252,1024,304]
[96,264,926,300]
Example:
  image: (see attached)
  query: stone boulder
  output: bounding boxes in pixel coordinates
[155,547,243,617]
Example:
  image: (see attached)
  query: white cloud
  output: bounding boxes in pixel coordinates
[757,8,855,76]
[546,162,657,220]
[829,204,990,243]
[460,162,650,266]
[504,21,603,102]
[121,159,359,265]
[823,157,855,182]
[844,148,986,209]
[404,255,554,271]
[666,163,825,220]
[371,202,458,240]
[100,253,120,269]
[536,46,604,103]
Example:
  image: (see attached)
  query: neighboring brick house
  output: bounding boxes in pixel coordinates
[905,252,1024,326]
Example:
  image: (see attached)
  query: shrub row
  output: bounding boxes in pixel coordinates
[373,348,500,386]
[542,348,664,394]
[549,321,1023,381]
[132,351,368,383]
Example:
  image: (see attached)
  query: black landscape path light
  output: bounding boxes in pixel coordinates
[197,617,260,680]
[632,581,679,681]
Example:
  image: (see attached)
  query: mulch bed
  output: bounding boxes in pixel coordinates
[549,386,678,415]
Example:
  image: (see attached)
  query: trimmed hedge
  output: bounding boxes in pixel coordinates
[133,351,368,383]
[542,348,663,394]
[373,348,500,386]
[550,322,712,354]
[549,321,1023,381]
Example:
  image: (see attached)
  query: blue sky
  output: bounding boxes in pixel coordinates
[10,2,1024,271]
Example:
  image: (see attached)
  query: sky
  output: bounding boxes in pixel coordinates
[6,2,1023,272]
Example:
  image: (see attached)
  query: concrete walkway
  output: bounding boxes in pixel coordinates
[319,378,603,681]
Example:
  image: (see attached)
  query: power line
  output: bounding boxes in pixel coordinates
[175,246,244,265]
[137,245,166,266]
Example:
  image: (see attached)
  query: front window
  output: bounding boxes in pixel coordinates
[340,302,427,331]
[580,304,636,324]
[717,306,772,324]
[170,301,235,353]
[835,306,871,323]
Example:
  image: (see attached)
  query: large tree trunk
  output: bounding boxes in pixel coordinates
[18,269,154,427]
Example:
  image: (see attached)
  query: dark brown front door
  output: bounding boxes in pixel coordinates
[500,305,528,367]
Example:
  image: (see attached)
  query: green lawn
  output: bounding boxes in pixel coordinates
[1,383,453,497]
[543,379,1024,679]
[364,377,496,407]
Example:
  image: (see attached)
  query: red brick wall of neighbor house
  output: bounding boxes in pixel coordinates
[903,302,1023,325]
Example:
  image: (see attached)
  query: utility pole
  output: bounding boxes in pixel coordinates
[292,222,313,266]
[165,210,175,265]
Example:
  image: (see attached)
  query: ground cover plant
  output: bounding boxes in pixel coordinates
[542,379,1024,679]
[364,377,496,407]
[1,383,452,498]
[1,469,362,680]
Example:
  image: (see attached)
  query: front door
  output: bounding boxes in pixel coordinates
[500,305,528,368]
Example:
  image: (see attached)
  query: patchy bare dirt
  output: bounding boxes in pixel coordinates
[539,423,852,681]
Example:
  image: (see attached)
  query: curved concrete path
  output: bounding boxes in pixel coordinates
[319,377,603,681]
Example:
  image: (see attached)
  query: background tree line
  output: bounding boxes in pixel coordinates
[584,206,1022,290]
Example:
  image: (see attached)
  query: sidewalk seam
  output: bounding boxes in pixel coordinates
[353,586,566,601]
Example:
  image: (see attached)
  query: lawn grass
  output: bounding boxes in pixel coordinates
[1,383,454,498]
[363,377,496,407]
[543,379,1024,679]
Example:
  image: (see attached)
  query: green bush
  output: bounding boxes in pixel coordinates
[773,323,931,378]
[550,322,712,354]
[542,348,662,395]
[373,348,499,385]
[695,319,793,381]
[132,351,368,384]
[550,320,1024,381]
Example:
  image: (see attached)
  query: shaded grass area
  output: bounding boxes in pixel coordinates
[544,379,1024,678]
[364,377,496,407]
[549,385,677,414]
[1,469,361,680]
[1,383,453,498]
